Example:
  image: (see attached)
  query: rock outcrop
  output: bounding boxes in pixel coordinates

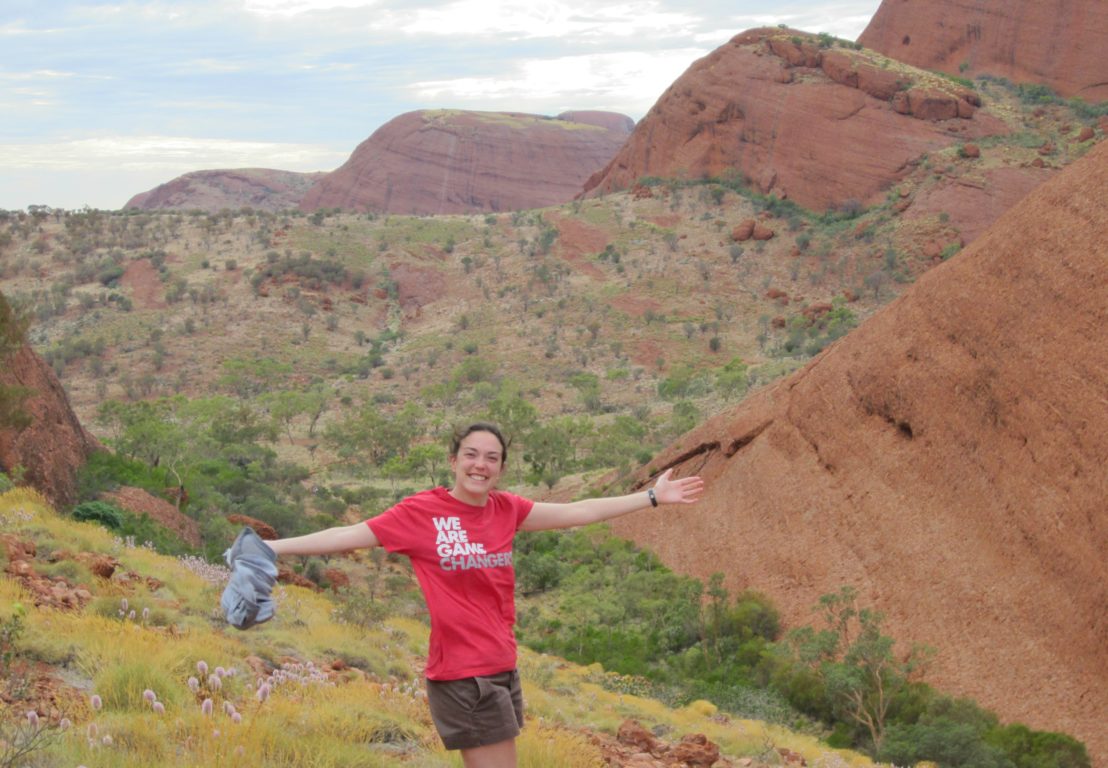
[0,345,101,508]
[100,487,201,548]
[616,140,1108,763]
[125,169,326,212]
[858,0,1108,102]
[581,28,1007,212]
[300,109,634,215]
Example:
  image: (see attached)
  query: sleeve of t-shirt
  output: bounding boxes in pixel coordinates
[365,502,413,555]
[500,491,535,530]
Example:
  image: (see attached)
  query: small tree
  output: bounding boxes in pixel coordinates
[784,586,933,753]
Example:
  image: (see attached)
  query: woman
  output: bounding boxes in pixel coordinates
[268,422,704,768]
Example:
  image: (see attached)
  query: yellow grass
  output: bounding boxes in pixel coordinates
[1,494,888,767]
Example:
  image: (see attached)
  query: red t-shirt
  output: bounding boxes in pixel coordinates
[366,487,534,680]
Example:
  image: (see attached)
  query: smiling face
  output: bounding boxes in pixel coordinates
[448,429,505,506]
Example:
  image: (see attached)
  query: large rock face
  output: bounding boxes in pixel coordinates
[615,140,1108,762]
[858,0,1108,102]
[581,28,1006,212]
[0,345,101,507]
[300,110,634,215]
[125,169,326,212]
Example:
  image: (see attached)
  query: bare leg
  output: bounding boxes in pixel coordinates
[460,737,517,768]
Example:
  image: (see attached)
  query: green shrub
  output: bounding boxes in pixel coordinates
[72,500,124,529]
[1068,97,1108,120]
[880,719,1014,768]
[76,450,164,500]
[96,264,125,286]
[1017,82,1057,105]
[987,723,1091,768]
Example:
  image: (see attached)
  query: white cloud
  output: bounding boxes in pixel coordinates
[412,48,705,112]
[0,21,45,36]
[241,0,382,17]
[175,57,251,73]
[0,69,73,80]
[0,136,346,173]
[722,2,878,39]
[394,1,700,40]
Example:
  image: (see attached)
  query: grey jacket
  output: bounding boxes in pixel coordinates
[221,527,278,630]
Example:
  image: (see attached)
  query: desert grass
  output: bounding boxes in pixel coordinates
[1,489,883,766]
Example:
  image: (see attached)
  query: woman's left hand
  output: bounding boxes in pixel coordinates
[652,468,705,505]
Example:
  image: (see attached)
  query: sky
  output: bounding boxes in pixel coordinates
[0,0,882,211]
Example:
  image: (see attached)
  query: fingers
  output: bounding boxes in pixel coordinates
[675,477,705,503]
[653,472,704,504]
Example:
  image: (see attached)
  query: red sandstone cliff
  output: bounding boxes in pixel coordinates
[858,0,1108,102]
[0,345,102,507]
[125,168,326,213]
[300,110,634,215]
[616,139,1108,763]
[581,28,1008,212]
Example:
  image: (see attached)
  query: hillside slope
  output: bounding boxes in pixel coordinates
[125,169,327,213]
[615,141,1108,763]
[301,110,633,215]
[0,487,876,767]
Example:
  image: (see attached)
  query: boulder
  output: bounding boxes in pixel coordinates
[752,223,776,241]
[226,514,278,541]
[616,720,661,754]
[731,220,756,241]
[672,734,721,767]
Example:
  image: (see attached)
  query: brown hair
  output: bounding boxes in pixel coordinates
[450,422,508,466]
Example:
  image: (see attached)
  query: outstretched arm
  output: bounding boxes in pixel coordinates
[520,468,703,532]
[268,522,379,557]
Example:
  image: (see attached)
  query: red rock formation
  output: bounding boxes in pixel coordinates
[858,0,1108,102]
[581,29,1006,212]
[300,109,633,215]
[592,720,729,768]
[226,513,278,541]
[3,534,96,611]
[0,345,101,508]
[100,486,202,548]
[125,169,326,213]
[615,140,1108,763]
[904,165,1056,245]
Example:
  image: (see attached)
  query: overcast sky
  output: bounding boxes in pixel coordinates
[0,0,881,211]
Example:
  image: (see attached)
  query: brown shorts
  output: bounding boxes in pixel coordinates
[425,669,524,750]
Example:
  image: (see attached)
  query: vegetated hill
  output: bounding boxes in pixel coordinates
[581,27,1010,212]
[0,343,101,507]
[125,169,327,213]
[858,0,1108,102]
[0,81,1097,491]
[613,140,1108,765]
[300,109,634,215]
[0,488,880,767]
